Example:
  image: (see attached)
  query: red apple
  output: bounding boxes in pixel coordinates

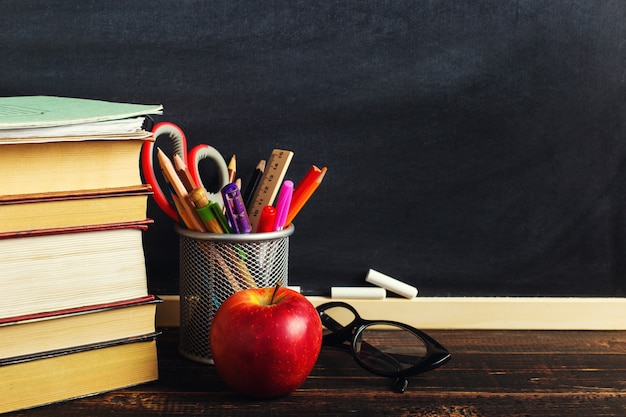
[209,286,322,398]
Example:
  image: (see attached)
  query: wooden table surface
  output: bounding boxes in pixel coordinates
[6,328,626,416]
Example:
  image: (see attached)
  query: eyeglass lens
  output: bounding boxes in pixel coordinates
[355,324,428,373]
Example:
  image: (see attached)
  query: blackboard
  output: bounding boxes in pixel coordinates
[4,0,626,296]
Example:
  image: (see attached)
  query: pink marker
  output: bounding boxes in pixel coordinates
[273,180,294,231]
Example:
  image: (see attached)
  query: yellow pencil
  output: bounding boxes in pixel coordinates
[173,154,198,192]
[227,154,237,183]
[157,148,206,232]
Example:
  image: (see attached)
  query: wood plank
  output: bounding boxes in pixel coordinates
[6,329,626,416]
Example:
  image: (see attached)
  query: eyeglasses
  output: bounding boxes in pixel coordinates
[316,301,451,393]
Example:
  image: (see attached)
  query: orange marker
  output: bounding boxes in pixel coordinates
[286,167,327,225]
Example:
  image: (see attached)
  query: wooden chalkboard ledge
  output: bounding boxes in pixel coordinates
[156,295,626,330]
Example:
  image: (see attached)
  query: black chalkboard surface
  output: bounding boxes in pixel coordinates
[3,1,625,296]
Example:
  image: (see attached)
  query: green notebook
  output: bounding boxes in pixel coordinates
[0,96,163,130]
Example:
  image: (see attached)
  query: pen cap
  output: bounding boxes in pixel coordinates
[195,205,216,222]
[221,182,252,234]
[257,205,277,233]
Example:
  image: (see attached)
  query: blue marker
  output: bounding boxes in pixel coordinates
[221,183,252,234]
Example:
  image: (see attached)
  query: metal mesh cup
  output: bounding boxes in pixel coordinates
[176,225,295,364]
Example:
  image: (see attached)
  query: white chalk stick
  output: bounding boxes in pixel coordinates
[331,286,386,299]
[286,286,301,293]
[365,269,418,299]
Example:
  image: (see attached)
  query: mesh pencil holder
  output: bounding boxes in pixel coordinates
[176,224,295,364]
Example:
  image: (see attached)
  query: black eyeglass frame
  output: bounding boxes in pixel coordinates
[316,301,451,392]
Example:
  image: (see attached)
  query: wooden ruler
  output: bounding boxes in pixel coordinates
[248,149,294,232]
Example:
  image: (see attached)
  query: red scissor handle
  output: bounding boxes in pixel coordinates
[141,122,188,221]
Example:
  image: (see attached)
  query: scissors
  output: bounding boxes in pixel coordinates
[141,122,229,221]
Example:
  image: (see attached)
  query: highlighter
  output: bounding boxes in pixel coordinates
[221,183,252,234]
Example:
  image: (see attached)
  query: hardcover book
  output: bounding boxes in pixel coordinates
[0,221,152,319]
[0,334,159,414]
[0,185,152,233]
[0,296,160,360]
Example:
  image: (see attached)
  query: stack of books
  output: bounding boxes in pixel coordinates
[0,96,163,413]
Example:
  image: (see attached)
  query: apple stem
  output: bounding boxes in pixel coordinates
[269,283,281,305]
